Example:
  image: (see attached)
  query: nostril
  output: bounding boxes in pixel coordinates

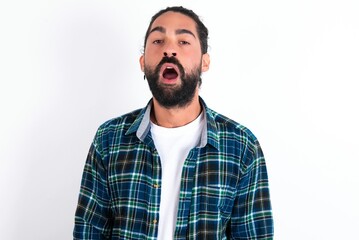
[164,52,168,57]
[172,53,177,57]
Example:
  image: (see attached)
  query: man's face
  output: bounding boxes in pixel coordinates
[140,11,210,108]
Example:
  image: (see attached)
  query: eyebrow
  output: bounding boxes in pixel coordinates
[175,29,196,38]
[149,26,196,39]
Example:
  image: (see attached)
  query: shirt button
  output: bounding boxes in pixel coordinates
[153,184,160,188]
[153,219,158,224]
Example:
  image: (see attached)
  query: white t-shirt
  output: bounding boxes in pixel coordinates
[150,112,205,240]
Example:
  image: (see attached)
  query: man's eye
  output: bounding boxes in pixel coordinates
[180,41,190,45]
[153,40,163,44]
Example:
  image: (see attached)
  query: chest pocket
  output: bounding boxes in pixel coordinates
[196,185,236,220]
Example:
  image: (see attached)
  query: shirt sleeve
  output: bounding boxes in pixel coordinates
[229,139,274,239]
[73,138,113,239]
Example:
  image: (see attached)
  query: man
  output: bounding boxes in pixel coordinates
[74,6,273,239]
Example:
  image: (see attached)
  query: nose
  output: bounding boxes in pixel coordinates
[163,39,178,57]
[164,52,176,57]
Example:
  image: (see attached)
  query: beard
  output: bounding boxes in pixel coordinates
[144,56,202,109]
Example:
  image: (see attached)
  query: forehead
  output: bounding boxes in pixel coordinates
[150,11,198,36]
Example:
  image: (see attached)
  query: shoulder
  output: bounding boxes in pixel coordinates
[207,107,259,144]
[206,107,265,172]
[94,108,143,140]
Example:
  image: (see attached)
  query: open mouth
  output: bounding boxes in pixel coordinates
[162,66,178,80]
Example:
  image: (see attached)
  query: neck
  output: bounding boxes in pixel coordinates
[151,94,202,128]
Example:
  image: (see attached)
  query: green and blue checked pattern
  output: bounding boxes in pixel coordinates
[74,98,273,239]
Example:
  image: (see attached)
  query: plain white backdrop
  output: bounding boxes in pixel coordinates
[1,0,358,239]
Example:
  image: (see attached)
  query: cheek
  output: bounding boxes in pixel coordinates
[143,56,156,69]
[145,44,164,56]
[183,55,202,71]
[181,48,202,64]
[144,49,162,65]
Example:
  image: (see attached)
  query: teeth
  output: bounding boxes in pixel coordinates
[166,67,174,69]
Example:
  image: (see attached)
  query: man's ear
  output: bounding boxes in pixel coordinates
[139,55,145,72]
[201,53,210,72]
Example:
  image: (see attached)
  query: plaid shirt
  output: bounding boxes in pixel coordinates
[74,98,273,239]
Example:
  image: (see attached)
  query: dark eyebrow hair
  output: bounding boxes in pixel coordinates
[175,29,196,38]
[149,26,196,39]
[149,26,165,35]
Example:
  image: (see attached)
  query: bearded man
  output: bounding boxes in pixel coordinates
[74,6,274,239]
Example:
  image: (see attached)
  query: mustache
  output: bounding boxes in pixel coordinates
[159,56,181,66]
[155,56,184,73]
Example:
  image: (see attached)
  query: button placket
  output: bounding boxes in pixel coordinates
[148,147,162,237]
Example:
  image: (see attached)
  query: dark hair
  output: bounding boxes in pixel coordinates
[143,6,209,54]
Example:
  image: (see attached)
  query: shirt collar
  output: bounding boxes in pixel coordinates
[126,97,220,150]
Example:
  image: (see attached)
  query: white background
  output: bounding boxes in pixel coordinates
[1,0,358,239]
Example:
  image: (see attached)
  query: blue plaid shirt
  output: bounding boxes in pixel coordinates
[74,98,273,239]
